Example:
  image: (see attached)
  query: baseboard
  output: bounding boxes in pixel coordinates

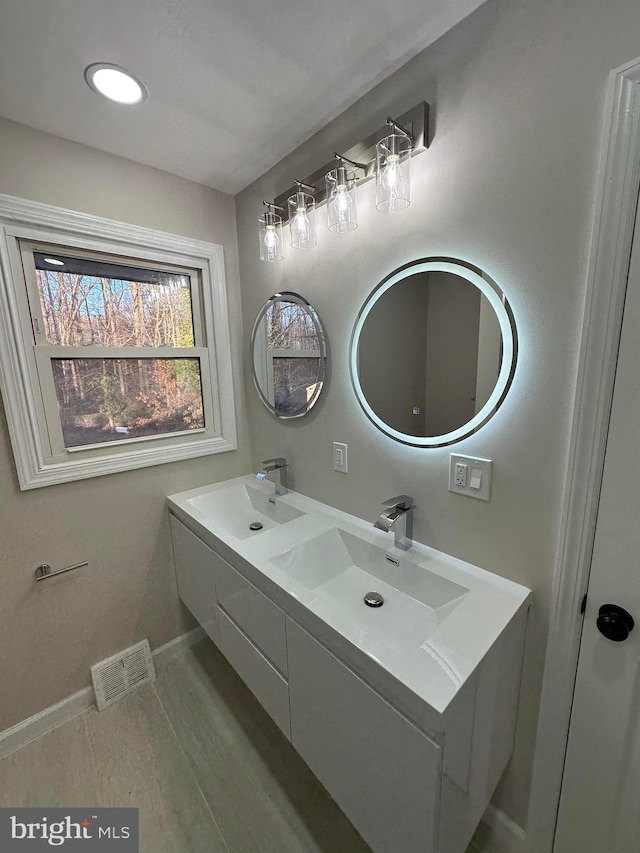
[0,687,94,761]
[0,626,207,760]
[153,625,206,670]
[479,804,526,851]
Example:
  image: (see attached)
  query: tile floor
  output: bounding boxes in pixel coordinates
[0,639,502,852]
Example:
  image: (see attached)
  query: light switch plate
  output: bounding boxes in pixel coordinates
[449,454,492,501]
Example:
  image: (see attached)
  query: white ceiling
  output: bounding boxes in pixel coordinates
[0,0,486,195]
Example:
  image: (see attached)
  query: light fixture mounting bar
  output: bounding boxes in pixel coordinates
[295,181,317,194]
[385,116,412,142]
[274,101,429,222]
[335,153,368,172]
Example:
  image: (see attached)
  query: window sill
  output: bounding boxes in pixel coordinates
[16,434,237,490]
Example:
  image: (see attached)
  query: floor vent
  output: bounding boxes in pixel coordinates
[91,640,155,711]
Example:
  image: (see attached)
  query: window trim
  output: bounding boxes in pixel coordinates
[0,193,237,489]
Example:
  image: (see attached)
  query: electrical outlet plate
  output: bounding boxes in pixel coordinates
[333,441,348,473]
[449,455,492,501]
[454,461,467,487]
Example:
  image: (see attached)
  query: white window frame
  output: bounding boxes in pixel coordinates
[0,193,237,489]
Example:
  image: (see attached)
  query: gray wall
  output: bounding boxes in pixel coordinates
[234,0,640,828]
[0,117,251,731]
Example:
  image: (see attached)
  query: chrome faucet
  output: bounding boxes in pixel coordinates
[256,457,289,496]
[374,495,414,551]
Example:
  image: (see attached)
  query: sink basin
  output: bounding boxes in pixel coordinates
[186,483,305,539]
[269,528,469,653]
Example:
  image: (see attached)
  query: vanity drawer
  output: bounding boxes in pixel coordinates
[217,608,291,740]
[214,553,287,674]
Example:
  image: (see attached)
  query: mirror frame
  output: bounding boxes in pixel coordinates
[350,258,518,447]
[251,291,327,419]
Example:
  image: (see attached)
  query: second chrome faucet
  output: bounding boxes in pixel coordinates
[374,495,414,550]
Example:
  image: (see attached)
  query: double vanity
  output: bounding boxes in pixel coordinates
[167,474,531,853]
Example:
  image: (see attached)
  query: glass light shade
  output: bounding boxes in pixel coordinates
[288,191,316,249]
[326,166,358,233]
[376,133,411,213]
[258,211,284,262]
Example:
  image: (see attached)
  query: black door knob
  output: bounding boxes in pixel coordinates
[596,604,635,642]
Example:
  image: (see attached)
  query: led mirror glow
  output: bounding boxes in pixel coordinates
[85,64,148,105]
[350,259,518,447]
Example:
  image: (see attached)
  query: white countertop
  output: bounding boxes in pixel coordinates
[168,475,531,730]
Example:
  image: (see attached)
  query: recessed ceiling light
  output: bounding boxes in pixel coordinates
[84,63,148,106]
[43,257,65,266]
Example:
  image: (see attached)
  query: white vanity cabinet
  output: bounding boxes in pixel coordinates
[167,480,531,853]
[169,514,219,644]
[287,618,441,853]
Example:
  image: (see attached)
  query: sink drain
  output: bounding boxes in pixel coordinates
[364,591,384,608]
[249,521,263,531]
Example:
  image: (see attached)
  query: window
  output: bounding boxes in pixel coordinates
[0,195,237,488]
[27,249,209,451]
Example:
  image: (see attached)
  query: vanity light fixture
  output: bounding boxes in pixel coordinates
[288,182,317,249]
[325,154,367,234]
[257,202,284,262]
[267,102,428,246]
[84,63,148,105]
[376,117,413,213]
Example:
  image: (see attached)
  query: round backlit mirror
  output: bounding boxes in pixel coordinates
[350,258,517,446]
[251,292,327,418]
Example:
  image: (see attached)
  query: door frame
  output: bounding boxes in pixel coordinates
[525,57,640,853]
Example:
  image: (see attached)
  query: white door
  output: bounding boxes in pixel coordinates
[554,202,640,851]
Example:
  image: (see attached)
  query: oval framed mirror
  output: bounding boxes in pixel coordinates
[350,258,517,446]
[251,292,327,418]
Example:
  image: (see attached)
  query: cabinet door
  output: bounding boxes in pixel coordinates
[214,554,287,674]
[287,618,441,853]
[169,514,218,644]
[218,608,291,740]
